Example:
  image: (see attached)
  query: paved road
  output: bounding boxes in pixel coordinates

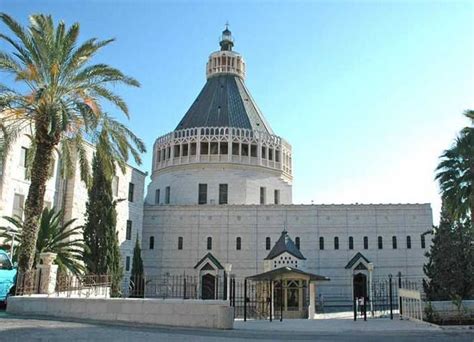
[0,312,472,341]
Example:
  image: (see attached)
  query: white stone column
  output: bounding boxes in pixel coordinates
[36,252,58,295]
[308,281,316,319]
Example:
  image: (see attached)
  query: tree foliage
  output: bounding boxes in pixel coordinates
[0,13,145,272]
[0,207,85,275]
[83,152,123,296]
[129,234,144,298]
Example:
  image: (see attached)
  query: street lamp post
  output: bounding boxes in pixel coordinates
[224,263,232,302]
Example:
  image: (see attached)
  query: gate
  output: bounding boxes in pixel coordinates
[229,278,271,320]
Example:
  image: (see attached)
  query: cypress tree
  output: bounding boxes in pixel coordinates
[83,153,123,297]
[130,234,144,297]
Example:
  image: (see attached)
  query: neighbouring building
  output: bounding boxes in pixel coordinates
[0,123,146,281]
[141,27,433,309]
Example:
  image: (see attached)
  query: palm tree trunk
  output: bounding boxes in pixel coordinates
[17,128,57,272]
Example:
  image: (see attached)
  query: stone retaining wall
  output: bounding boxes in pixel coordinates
[7,296,234,329]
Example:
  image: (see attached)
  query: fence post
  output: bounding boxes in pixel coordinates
[183,277,187,299]
[398,272,402,318]
[280,279,283,322]
[389,274,393,320]
[269,280,272,322]
[244,278,247,322]
[364,296,367,321]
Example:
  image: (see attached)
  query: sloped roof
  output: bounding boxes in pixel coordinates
[345,252,371,269]
[193,252,224,270]
[247,266,330,281]
[265,231,306,260]
[175,74,274,134]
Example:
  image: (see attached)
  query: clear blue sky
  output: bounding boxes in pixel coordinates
[2,1,473,224]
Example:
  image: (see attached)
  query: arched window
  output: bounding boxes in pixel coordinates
[378,236,383,249]
[178,236,183,250]
[319,237,324,250]
[421,234,426,249]
[406,236,412,249]
[334,236,339,250]
[266,237,271,250]
[363,236,368,250]
[207,237,212,250]
[236,237,241,250]
[392,236,397,249]
[349,236,354,250]
[295,237,300,250]
[149,236,154,250]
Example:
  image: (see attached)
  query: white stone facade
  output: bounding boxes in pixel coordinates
[142,204,433,305]
[0,133,146,278]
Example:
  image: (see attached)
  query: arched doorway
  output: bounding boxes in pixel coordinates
[353,273,367,299]
[201,273,216,299]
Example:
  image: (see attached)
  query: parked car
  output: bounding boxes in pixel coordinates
[0,249,16,306]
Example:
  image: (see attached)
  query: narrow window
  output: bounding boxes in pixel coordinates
[266,237,271,250]
[275,151,280,162]
[274,190,280,204]
[112,176,119,197]
[232,143,239,155]
[319,237,324,250]
[198,183,208,205]
[155,189,160,204]
[149,236,155,250]
[207,237,212,250]
[250,145,257,157]
[12,194,25,218]
[334,236,339,250]
[349,236,354,250]
[392,236,397,249]
[378,236,383,249]
[200,142,209,155]
[295,237,300,250]
[210,142,218,155]
[20,147,28,167]
[174,144,181,157]
[364,236,368,250]
[126,220,132,240]
[269,149,273,161]
[182,144,189,156]
[406,236,412,249]
[421,234,426,249]
[165,186,171,204]
[190,143,197,155]
[125,256,130,271]
[261,146,266,159]
[260,187,266,205]
[219,184,228,204]
[178,236,183,250]
[128,183,135,202]
[241,144,249,156]
[236,237,241,250]
[220,142,228,155]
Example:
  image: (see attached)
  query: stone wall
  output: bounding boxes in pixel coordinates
[7,296,234,329]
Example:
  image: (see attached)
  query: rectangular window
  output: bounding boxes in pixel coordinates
[260,187,266,205]
[319,237,324,250]
[12,194,25,218]
[198,183,208,205]
[241,144,249,156]
[126,220,132,240]
[155,189,160,204]
[190,143,197,155]
[275,150,280,162]
[220,142,228,155]
[334,237,339,250]
[165,186,171,204]
[182,144,189,157]
[261,146,266,159]
[174,144,181,157]
[406,236,412,249]
[392,236,397,249]
[266,237,271,250]
[178,237,183,250]
[274,190,280,204]
[200,142,209,155]
[364,236,368,250]
[111,176,119,197]
[349,236,354,250]
[20,147,28,167]
[269,149,273,161]
[125,256,130,271]
[219,184,228,204]
[378,236,383,249]
[251,145,257,157]
[421,235,426,249]
[128,183,135,202]
[210,142,218,155]
[232,143,239,155]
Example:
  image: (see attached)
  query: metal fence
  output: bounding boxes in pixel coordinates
[124,274,200,299]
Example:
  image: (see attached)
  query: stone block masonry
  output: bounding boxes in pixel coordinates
[7,296,234,330]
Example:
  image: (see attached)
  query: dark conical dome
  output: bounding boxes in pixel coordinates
[264,230,306,260]
[175,74,274,134]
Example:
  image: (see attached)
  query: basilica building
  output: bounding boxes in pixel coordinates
[142,27,433,308]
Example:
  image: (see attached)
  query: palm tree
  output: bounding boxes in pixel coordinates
[0,13,145,272]
[0,207,85,275]
[435,113,474,225]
